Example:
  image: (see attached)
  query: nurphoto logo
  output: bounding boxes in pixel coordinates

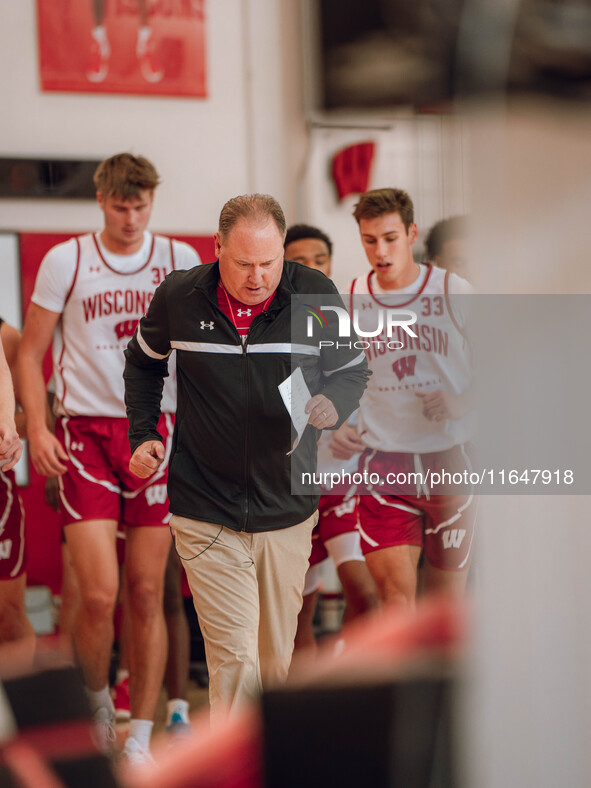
[305,304,418,350]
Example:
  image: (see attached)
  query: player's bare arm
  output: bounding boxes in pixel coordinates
[17,303,69,476]
[0,322,27,438]
[0,424,22,472]
[0,339,22,471]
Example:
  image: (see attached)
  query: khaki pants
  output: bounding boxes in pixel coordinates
[170,512,317,723]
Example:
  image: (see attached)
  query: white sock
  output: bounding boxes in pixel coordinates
[115,668,129,685]
[333,637,346,657]
[166,698,189,725]
[91,25,110,56]
[128,719,153,752]
[92,25,108,44]
[136,26,152,54]
[87,685,114,715]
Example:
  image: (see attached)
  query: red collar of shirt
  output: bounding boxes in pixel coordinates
[216,282,277,340]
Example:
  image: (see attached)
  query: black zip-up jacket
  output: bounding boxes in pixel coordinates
[124,260,370,532]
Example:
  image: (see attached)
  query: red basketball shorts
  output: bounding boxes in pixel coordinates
[308,493,361,568]
[356,445,476,571]
[55,414,174,529]
[0,467,26,579]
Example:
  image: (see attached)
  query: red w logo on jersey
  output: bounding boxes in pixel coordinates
[115,319,139,340]
[392,355,417,381]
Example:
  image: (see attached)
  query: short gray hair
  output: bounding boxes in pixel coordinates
[218,193,286,241]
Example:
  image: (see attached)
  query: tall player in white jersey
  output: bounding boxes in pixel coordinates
[17,153,201,764]
[331,187,474,609]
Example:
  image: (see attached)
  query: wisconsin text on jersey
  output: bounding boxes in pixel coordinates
[367,321,452,360]
[82,289,155,322]
[307,296,460,360]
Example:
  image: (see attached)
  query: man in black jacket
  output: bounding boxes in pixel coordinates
[124,193,370,721]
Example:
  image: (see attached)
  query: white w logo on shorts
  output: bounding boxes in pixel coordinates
[441,529,466,550]
[334,498,356,519]
[145,484,167,507]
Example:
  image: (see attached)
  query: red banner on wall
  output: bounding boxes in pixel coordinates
[37,0,207,98]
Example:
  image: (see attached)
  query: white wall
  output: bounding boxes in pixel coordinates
[0,2,465,285]
[299,115,469,291]
[0,1,307,239]
[0,234,22,327]
[460,101,591,788]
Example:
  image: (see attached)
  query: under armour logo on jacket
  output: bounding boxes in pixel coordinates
[200,321,214,330]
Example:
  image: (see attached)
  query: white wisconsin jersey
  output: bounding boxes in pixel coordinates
[351,264,473,453]
[32,231,201,417]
